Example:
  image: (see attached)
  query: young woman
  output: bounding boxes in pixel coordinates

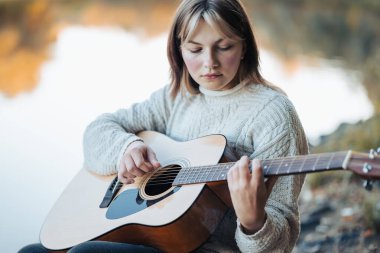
[20,0,308,252]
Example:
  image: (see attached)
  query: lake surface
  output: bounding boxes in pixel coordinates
[0,26,373,252]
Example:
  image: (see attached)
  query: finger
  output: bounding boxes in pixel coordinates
[119,176,135,185]
[237,156,251,185]
[120,177,135,184]
[147,148,161,168]
[118,169,135,184]
[130,149,153,173]
[118,159,136,179]
[125,155,145,177]
[239,156,251,175]
[250,159,264,185]
[118,159,130,183]
[250,159,263,176]
[250,158,261,171]
[227,162,239,187]
[228,159,242,180]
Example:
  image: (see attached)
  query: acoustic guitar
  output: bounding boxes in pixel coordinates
[40,131,380,253]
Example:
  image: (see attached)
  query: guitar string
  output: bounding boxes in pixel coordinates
[135,155,347,186]
[145,164,343,185]
[146,154,346,182]
[145,154,346,184]
[150,154,346,178]
[140,151,346,184]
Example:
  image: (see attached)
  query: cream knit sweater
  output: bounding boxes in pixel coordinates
[83,83,309,253]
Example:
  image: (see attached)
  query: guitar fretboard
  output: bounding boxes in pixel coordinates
[172,151,349,186]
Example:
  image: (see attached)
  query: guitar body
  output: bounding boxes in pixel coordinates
[40,131,380,252]
[40,131,228,253]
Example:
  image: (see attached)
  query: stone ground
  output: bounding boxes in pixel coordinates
[294,178,380,253]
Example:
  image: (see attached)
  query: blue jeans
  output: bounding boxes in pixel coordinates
[19,241,163,253]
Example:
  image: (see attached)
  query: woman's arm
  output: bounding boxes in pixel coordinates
[232,95,309,253]
[82,85,172,175]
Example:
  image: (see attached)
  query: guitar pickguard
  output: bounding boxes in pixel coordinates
[106,186,181,219]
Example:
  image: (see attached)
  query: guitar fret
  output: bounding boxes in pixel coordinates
[195,167,203,183]
[224,163,232,179]
[312,155,320,171]
[287,157,295,174]
[174,169,181,184]
[212,167,217,181]
[210,165,218,182]
[207,166,213,181]
[334,153,347,169]
[205,166,213,182]
[272,158,283,175]
[219,164,227,181]
[318,155,331,171]
[263,159,273,176]
[299,156,307,173]
[176,168,186,184]
[183,168,191,184]
[289,157,302,174]
[283,159,289,174]
[218,165,226,180]
[196,167,202,183]
[200,167,206,181]
[200,167,207,183]
[326,153,334,169]
[205,166,212,182]
[190,167,197,183]
[299,156,308,172]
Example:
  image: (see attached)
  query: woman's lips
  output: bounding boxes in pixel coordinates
[203,73,222,80]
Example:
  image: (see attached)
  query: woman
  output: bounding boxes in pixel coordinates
[20,0,308,252]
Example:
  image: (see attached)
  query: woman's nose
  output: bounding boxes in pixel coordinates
[203,49,219,70]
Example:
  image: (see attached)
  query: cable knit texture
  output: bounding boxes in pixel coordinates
[83,83,309,253]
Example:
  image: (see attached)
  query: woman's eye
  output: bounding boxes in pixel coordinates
[189,48,202,53]
[218,45,232,51]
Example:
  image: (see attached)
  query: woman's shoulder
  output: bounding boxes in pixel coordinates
[244,83,296,114]
[245,82,285,98]
[146,84,176,105]
[150,84,171,97]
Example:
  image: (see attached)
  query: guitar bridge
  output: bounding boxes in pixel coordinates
[99,176,122,208]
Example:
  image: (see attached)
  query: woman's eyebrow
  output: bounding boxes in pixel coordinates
[187,38,224,45]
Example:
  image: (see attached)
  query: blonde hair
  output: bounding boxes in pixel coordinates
[167,0,277,97]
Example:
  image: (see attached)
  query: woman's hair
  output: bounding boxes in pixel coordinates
[167,0,269,98]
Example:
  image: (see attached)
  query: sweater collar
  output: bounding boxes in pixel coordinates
[199,83,245,97]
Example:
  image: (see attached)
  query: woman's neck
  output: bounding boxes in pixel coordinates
[199,83,245,97]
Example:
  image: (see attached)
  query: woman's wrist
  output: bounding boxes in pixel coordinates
[240,213,267,235]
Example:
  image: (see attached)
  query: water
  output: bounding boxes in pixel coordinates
[0,26,373,252]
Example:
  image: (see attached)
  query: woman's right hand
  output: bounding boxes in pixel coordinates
[118,141,161,184]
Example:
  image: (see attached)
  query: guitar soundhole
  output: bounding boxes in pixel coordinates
[144,164,181,197]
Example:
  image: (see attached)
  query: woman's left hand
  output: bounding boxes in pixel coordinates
[227,156,277,234]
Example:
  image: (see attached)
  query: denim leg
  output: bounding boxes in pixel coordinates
[68,241,163,253]
[18,243,49,253]
[18,242,162,253]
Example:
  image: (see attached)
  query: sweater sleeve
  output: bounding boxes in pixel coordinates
[82,85,173,175]
[235,94,309,253]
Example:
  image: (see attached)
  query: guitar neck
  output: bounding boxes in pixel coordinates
[172,151,351,186]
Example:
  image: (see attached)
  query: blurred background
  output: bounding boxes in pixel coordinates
[0,0,379,252]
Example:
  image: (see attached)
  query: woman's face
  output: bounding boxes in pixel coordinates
[181,19,244,91]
